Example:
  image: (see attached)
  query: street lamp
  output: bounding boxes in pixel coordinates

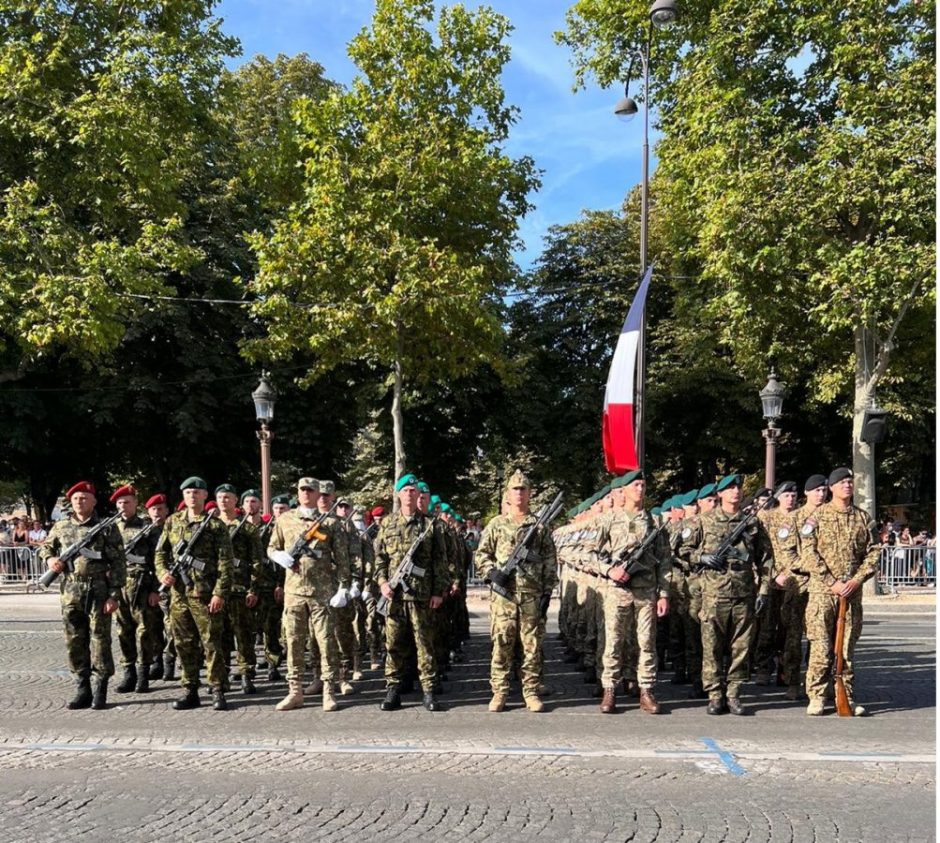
[613,0,678,469]
[252,371,277,515]
[759,368,785,489]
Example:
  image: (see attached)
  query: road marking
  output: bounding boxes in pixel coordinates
[3,740,933,766]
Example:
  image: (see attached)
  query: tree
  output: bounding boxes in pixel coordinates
[0,0,240,379]
[246,0,539,483]
[560,0,935,524]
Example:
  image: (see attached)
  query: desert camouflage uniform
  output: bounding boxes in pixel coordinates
[756,507,801,683]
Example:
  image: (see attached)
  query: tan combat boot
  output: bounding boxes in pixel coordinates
[338,668,356,696]
[488,692,506,713]
[524,694,544,713]
[275,680,304,711]
[304,677,323,696]
[806,698,825,716]
[351,654,364,682]
[322,682,339,712]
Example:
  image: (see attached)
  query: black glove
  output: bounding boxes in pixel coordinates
[538,593,551,619]
[488,569,511,591]
[755,594,768,615]
[699,553,724,571]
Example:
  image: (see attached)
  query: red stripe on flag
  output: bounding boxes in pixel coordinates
[603,402,638,473]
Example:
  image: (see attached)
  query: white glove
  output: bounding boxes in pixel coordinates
[270,550,295,570]
[349,581,362,600]
[329,587,349,608]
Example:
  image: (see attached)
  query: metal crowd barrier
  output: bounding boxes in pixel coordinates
[877,545,936,592]
[0,546,45,591]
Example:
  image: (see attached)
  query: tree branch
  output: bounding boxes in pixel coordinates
[863,277,924,399]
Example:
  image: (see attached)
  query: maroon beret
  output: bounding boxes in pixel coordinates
[66,481,96,498]
[144,494,167,508]
[109,484,137,504]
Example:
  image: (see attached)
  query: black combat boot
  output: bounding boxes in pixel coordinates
[212,687,228,711]
[671,668,688,685]
[115,664,137,694]
[241,674,257,695]
[148,658,164,680]
[380,687,402,711]
[67,677,93,710]
[267,665,282,682]
[172,687,200,710]
[91,677,109,710]
[135,664,149,693]
[423,691,442,712]
[399,676,414,694]
[163,655,176,682]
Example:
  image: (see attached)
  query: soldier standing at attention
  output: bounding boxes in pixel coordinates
[40,481,125,710]
[375,474,448,712]
[800,468,879,716]
[267,478,349,712]
[689,474,773,715]
[476,470,557,714]
[596,470,671,714]
[144,494,174,682]
[112,485,162,695]
[215,484,264,695]
[155,477,234,711]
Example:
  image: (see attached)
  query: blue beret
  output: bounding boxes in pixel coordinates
[716,474,742,492]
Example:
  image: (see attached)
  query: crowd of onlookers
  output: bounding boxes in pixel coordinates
[0,517,51,580]
[879,519,936,585]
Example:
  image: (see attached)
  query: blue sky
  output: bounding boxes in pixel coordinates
[215,0,657,270]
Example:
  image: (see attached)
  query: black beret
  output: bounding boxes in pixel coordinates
[804,474,828,492]
[754,487,772,499]
[828,467,853,485]
[775,481,798,495]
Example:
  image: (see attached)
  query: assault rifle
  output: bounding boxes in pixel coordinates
[158,509,217,594]
[695,494,776,574]
[609,518,668,588]
[38,513,122,588]
[125,521,160,608]
[376,519,435,618]
[488,491,565,600]
[284,501,339,565]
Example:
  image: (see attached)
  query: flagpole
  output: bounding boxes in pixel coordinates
[635,33,650,470]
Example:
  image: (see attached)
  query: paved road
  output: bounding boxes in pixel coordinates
[0,593,934,841]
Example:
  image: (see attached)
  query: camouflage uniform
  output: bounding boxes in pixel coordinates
[779,502,817,686]
[268,508,350,685]
[756,507,801,683]
[115,515,162,672]
[475,513,557,698]
[219,514,264,680]
[374,511,448,692]
[154,512,233,691]
[688,509,772,702]
[799,503,879,704]
[596,510,671,690]
[434,518,462,671]
[39,513,126,681]
[254,517,285,669]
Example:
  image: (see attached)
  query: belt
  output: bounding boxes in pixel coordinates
[68,573,104,583]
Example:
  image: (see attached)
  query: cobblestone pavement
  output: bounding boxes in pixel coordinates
[0,592,934,841]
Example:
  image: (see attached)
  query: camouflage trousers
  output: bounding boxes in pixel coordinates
[255,591,284,667]
[360,585,383,657]
[753,587,785,676]
[61,578,114,680]
[159,591,175,659]
[116,575,163,668]
[805,591,863,702]
[332,602,357,672]
[780,586,809,685]
[593,579,610,682]
[558,566,572,640]
[283,593,337,683]
[224,592,257,678]
[669,570,701,681]
[575,574,599,667]
[601,584,657,689]
[489,590,542,696]
[385,598,437,692]
[701,594,754,700]
[170,592,225,690]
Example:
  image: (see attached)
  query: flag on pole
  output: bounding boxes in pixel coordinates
[602,265,652,473]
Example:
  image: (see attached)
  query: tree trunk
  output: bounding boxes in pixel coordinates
[391,324,406,512]
[852,324,878,596]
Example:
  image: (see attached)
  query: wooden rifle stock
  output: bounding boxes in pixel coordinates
[833,592,852,717]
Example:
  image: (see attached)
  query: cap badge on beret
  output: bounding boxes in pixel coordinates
[109,484,137,504]
[215,483,238,496]
[144,493,167,509]
[67,481,96,498]
[179,476,207,491]
[395,473,418,493]
[828,467,853,486]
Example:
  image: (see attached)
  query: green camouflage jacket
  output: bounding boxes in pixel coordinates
[374,510,447,601]
[154,510,234,601]
[39,512,126,601]
[687,508,773,599]
[268,508,350,599]
[219,513,264,595]
[117,513,158,581]
[476,512,558,597]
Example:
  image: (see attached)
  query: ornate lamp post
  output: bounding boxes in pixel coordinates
[759,369,785,490]
[251,372,276,515]
[613,0,678,468]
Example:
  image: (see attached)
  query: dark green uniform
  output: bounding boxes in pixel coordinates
[220,514,264,681]
[115,514,162,674]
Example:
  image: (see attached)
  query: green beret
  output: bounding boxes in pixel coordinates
[240,489,261,503]
[651,506,662,517]
[429,494,442,509]
[685,489,699,504]
[179,476,207,491]
[697,483,717,500]
[566,506,578,519]
[272,494,290,505]
[416,481,430,494]
[289,496,298,508]
[598,483,612,497]
[622,469,644,485]
[454,514,464,522]
[440,502,452,513]
[716,474,742,492]
[670,497,685,511]
[214,483,237,496]
[395,473,418,493]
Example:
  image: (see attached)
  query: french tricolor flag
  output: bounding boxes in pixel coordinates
[602,265,652,473]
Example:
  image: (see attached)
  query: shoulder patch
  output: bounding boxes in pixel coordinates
[800,519,816,537]
[777,527,791,540]
[681,527,692,540]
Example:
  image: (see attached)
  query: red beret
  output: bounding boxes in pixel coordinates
[261,513,273,523]
[109,484,137,504]
[371,506,385,517]
[144,494,167,508]
[175,500,186,512]
[66,481,96,498]
[205,501,217,511]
